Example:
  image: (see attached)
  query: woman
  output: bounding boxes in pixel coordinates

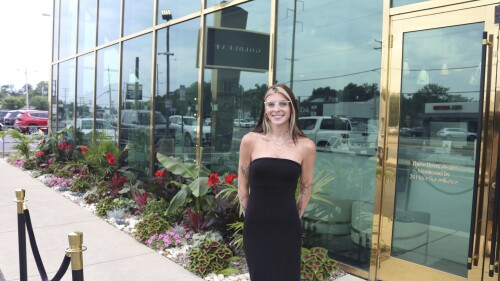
[238,83,316,281]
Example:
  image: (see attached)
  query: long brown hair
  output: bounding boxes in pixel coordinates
[252,83,306,144]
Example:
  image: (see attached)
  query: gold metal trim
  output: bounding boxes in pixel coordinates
[67,232,84,270]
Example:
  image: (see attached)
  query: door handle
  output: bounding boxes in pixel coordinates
[489,181,499,276]
[468,31,492,270]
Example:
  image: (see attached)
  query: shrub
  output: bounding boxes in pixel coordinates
[95,197,133,217]
[70,175,94,193]
[134,213,170,243]
[300,247,337,281]
[188,240,239,277]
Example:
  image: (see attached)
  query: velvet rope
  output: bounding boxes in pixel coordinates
[24,209,49,281]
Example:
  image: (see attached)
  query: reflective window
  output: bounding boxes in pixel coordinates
[392,0,430,7]
[53,0,60,60]
[124,0,154,36]
[78,0,97,52]
[98,0,121,45]
[76,53,95,145]
[51,65,58,135]
[156,0,200,25]
[58,59,76,141]
[96,44,119,145]
[394,23,483,277]
[275,0,383,270]
[120,33,153,176]
[154,18,199,163]
[201,2,270,172]
[59,0,78,59]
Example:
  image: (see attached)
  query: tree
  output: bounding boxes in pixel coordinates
[30,96,49,110]
[2,96,25,110]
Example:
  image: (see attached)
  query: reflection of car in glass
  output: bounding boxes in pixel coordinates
[299,116,377,154]
[436,128,476,141]
[0,110,10,130]
[400,127,424,137]
[169,115,211,146]
[120,110,167,145]
[234,119,252,128]
[75,118,116,141]
[14,110,49,134]
[3,110,22,128]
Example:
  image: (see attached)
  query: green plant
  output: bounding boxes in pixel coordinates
[79,140,126,179]
[300,247,337,281]
[134,213,170,242]
[191,231,223,247]
[70,175,95,193]
[8,129,37,159]
[187,240,239,277]
[95,197,133,217]
[156,153,214,214]
[227,221,244,250]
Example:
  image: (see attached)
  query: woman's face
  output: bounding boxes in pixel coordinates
[264,92,291,127]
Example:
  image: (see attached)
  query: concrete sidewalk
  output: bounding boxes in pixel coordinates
[0,158,203,281]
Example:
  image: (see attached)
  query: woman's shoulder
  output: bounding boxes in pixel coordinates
[297,136,316,150]
[242,132,264,144]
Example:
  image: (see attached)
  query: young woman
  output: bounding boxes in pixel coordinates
[238,83,316,281]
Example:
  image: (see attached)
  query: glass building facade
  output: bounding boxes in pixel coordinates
[49,1,500,280]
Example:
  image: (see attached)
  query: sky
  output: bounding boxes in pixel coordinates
[0,0,53,90]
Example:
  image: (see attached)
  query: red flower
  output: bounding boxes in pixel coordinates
[79,146,89,154]
[67,145,72,151]
[58,142,67,150]
[155,169,165,178]
[225,173,237,185]
[206,173,220,186]
[34,151,45,158]
[105,152,116,165]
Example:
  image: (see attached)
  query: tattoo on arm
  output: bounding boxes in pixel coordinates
[240,165,249,178]
[297,180,312,217]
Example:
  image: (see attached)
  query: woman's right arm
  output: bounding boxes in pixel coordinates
[238,133,253,214]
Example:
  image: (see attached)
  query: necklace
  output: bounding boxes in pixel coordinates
[274,140,285,150]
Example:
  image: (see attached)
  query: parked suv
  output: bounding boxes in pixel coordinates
[169,115,211,146]
[3,110,22,129]
[120,110,168,145]
[299,116,376,154]
[436,128,476,141]
[14,110,48,134]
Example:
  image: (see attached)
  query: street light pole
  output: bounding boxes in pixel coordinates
[25,69,29,109]
[161,9,173,138]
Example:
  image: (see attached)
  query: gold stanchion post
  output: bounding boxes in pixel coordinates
[67,232,85,281]
[15,189,27,281]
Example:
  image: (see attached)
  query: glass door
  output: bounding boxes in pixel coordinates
[378,4,499,281]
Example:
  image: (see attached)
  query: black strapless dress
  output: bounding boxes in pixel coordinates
[243,157,302,281]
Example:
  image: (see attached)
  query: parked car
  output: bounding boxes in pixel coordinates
[120,110,168,145]
[14,110,48,134]
[436,128,476,141]
[75,118,116,141]
[234,118,253,128]
[0,110,9,130]
[169,115,211,146]
[3,110,22,129]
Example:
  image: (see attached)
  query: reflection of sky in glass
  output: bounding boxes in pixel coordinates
[392,0,429,8]
[59,0,77,59]
[76,53,95,118]
[124,0,154,36]
[96,45,119,109]
[122,34,153,102]
[156,0,201,24]
[78,0,96,52]
[58,59,76,121]
[401,23,483,101]
[98,0,120,45]
[156,18,199,95]
[276,0,383,97]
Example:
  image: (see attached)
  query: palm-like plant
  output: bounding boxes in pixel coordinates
[7,129,37,159]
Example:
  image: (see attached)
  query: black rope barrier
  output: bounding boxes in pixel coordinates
[15,189,85,281]
[50,255,71,281]
[24,209,49,281]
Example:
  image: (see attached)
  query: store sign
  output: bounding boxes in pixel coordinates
[433,105,462,110]
[125,83,143,100]
[205,27,269,72]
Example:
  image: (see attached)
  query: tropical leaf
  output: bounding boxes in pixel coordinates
[167,185,191,214]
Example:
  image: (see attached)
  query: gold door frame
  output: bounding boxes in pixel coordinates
[372,2,499,281]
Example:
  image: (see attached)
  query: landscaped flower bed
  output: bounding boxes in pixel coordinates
[3,128,345,281]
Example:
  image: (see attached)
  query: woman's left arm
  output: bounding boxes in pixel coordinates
[297,139,316,218]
